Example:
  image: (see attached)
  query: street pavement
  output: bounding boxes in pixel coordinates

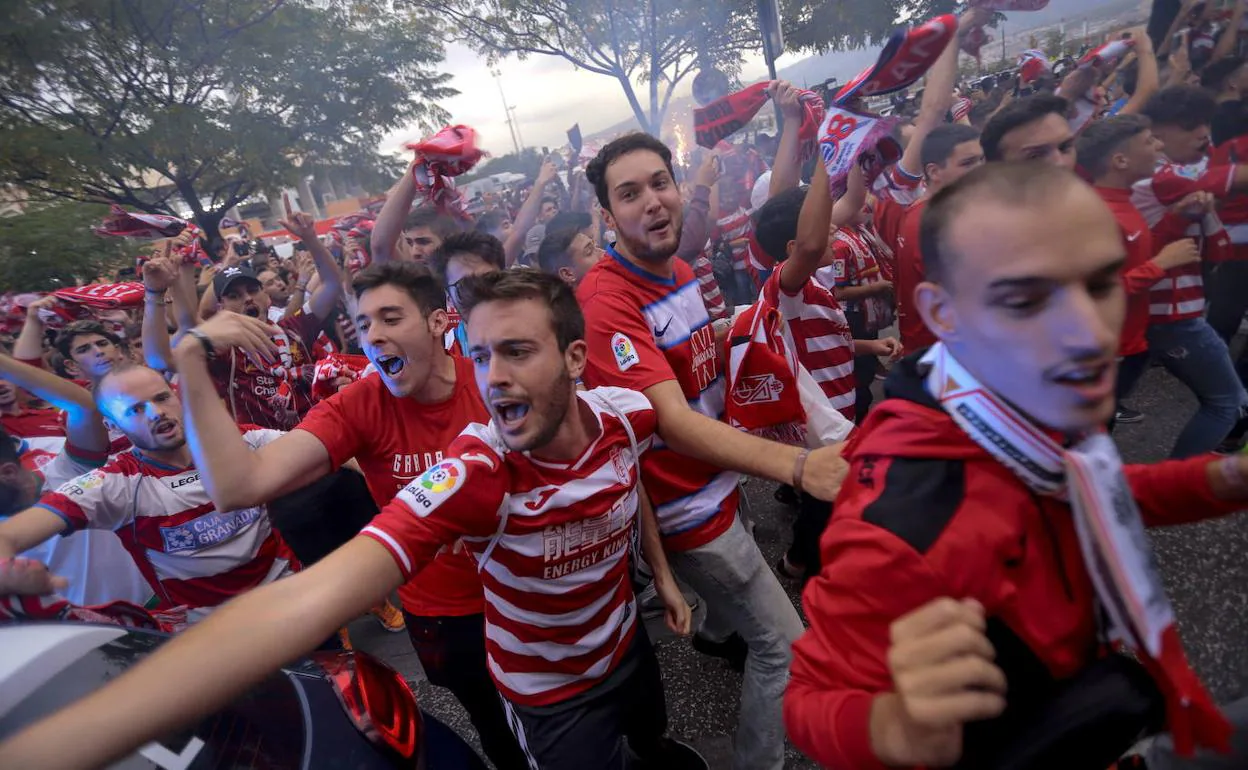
[348,361,1248,769]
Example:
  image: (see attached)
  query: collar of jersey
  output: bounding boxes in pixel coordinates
[129,448,191,473]
[606,244,676,287]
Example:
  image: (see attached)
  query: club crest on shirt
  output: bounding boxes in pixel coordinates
[610,446,631,485]
[611,332,639,372]
[399,458,466,517]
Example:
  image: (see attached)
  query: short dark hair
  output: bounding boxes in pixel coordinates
[547,211,592,235]
[351,261,447,317]
[1142,85,1217,131]
[920,124,982,173]
[586,133,675,212]
[427,231,506,284]
[55,320,121,360]
[403,207,460,240]
[455,268,584,352]
[751,187,806,264]
[981,94,1069,161]
[919,162,1085,284]
[1076,114,1151,180]
[1201,56,1246,93]
[536,228,581,276]
[474,210,509,238]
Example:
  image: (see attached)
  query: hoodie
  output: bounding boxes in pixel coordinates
[784,353,1238,769]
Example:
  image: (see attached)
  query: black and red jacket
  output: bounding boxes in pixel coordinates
[784,354,1239,769]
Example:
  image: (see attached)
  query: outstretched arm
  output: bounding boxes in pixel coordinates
[0,537,403,770]
[0,353,106,454]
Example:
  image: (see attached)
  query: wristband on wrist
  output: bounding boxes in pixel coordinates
[186,328,216,361]
[145,288,165,297]
[296,282,309,291]
[792,449,811,496]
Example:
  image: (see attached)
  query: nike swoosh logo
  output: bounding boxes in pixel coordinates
[654,317,673,337]
[1127,231,1142,242]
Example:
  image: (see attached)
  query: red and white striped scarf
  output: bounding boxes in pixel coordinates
[406,125,487,221]
[921,343,1231,756]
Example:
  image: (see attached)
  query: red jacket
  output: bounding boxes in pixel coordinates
[1095,186,1164,356]
[784,355,1239,769]
[894,200,938,352]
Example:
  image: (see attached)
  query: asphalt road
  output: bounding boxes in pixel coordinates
[347,361,1248,769]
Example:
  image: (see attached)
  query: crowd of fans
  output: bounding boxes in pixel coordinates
[1,1,1248,768]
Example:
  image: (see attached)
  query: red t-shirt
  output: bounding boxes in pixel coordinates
[1,408,65,439]
[1094,187,1165,357]
[362,388,655,706]
[577,249,739,552]
[895,199,938,352]
[871,164,924,256]
[209,312,323,431]
[296,356,487,617]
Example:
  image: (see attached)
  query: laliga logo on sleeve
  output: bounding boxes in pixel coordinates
[401,458,466,516]
[612,332,640,372]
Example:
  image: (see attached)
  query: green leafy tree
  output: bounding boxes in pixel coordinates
[0,0,454,238]
[781,0,1003,54]
[419,0,762,135]
[0,203,145,291]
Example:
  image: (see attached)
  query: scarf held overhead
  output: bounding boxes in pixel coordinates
[693,83,825,162]
[835,14,957,104]
[920,343,1231,756]
[406,125,487,221]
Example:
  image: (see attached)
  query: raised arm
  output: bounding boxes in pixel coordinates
[504,160,559,266]
[0,353,106,454]
[370,162,419,265]
[11,297,56,364]
[280,212,342,320]
[0,537,403,770]
[897,10,984,178]
[769,81,808,197]
[1118,32,1160,116]
[1212,0,1246,64]
[171,312,336,510]
[675,154,720,265]
[141,252,180,373]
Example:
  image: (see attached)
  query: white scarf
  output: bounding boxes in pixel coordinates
[920,343,1230,755]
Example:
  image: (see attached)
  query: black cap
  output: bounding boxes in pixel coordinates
[213,265,261,300]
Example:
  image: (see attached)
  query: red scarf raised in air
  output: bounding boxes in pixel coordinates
[694,83,825,161]
[406,125,487,221]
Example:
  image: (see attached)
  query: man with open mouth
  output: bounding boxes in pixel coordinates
[0,270,703,770]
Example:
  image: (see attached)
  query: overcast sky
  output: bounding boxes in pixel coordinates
[380,42,804,158]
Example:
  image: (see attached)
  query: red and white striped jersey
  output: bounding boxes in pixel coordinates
[1132,158,1236,323]
[362,387,655,707]
[715,208,754,272]
[19,439,156,608]
[578,249,740,552]
[36,428,295,623]
[691,253,729,322]
[761,270,857,420]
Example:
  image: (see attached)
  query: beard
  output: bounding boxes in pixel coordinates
[618,216,682,264]
[502,366,575,453]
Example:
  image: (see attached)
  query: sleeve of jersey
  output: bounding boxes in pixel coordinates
[604,387,659,453]
[36,467,127,532]
[579,290,678,392]
[293,390,360,468]
[874,164,923,206]
[785,516,948,770]
[1151,164,1236,204]
[1127,455,1244,527]
[828,242,852,288]
[359,437,507,581]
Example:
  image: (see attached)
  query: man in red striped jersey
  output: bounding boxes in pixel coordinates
[1131,86,1248,457]
[578,132,848,770]
[0,364,294,626]
[0,270,700,770]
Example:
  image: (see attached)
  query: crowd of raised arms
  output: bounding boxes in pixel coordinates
[1,2,1247,768]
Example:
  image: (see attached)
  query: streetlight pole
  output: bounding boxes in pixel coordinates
[490,67,522,156]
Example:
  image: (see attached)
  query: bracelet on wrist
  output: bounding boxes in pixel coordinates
[186,328,216,361]
[145,288,165,297]
[792,449,811,496]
